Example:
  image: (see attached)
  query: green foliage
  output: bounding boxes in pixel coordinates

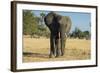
[23,10,38,35]
[70,27,90,39]
[37,25,50,38]
[40,12,45,19]
[23,10,50,38]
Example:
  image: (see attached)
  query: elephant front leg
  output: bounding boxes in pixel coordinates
[61,33,66,56]
[55,38,60,57]
[49,35,55,58]
[61,39,64,56]
[55,32,61,57]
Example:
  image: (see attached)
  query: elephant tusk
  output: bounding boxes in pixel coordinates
[58,32,60,38]
[65,33,67,38]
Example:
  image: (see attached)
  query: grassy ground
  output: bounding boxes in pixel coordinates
[23,37,91,62]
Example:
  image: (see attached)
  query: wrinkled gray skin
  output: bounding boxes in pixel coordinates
[44,12,72,58]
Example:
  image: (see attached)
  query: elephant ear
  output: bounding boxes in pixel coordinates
[64,16,72,34]
[44,16,48,26]
[44,12,54,27]
[58,16,72,34]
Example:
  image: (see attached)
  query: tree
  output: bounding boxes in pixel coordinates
[70,27,90,39]
[70,27,83,39]
[71,27,82,38]
[39,12,50,38]
[40,12,45,21]
[23,10,39,35]
[40,12,46,26]
[83,31,90,40]
[23,10,50,38]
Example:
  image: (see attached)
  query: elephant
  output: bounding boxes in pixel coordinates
[44,11,72,58]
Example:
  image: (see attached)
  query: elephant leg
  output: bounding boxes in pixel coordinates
[55,38,61,57]
[61,38,64,56]
[54,38,58,57]
[49,34,55,58]
[54,32,61,57]
[61,32,66,56]
[51,36,58,57]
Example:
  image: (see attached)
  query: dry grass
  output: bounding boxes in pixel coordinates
[23,37,91,62]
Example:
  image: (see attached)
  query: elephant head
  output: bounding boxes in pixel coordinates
[44,11,72,58]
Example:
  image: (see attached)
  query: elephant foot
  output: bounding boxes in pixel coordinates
[55,54,60,58]
[61,53,64,56]
[49,54,54,58]
[55,55,59,58]
[49,55,52,58]
[55,55,58,58]
[49,54,62,58]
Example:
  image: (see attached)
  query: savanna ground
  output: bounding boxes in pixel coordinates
[23,36,91,62]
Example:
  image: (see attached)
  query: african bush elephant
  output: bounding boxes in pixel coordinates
[44,12,72,58]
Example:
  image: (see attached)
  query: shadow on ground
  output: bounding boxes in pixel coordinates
[23,52,49,58]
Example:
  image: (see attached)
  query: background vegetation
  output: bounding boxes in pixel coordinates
[23,10,91,39]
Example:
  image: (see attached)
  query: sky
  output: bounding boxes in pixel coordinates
[32,10,91,33]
